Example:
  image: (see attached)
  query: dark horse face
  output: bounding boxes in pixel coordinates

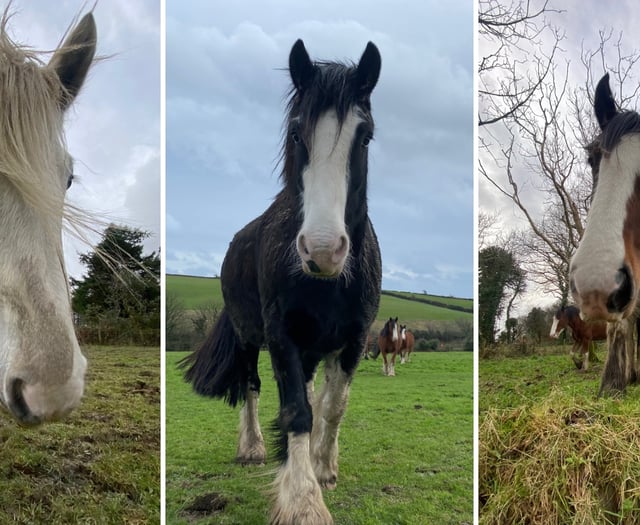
[285,40,381,278]
[570,73,640,321]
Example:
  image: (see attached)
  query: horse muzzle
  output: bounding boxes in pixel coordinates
[1,353,87,426]
[570,265,636,322]
[297,232,350,278]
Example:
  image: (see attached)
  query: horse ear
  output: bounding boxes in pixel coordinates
[289,39,315,92]
[594,73,617,130]
[355,42,381,98]
[49,13,97,110]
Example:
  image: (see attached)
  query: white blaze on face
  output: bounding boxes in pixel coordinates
[392,323,398,342]
[549,317,560,338]
[570,135,640,319]
[297,108,362,277]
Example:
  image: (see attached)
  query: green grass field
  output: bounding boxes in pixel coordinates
[0,346,160,524]
[480,344,640,524]
[167,351,473,524]
[166,274,471,322]
[388,290,473,310]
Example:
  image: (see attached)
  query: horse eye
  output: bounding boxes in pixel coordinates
[291,131,300,144]
[363,135,372,147]
[66,173,74,190]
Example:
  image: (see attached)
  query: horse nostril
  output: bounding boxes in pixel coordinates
[335,235,348,258]
[8,378,40,426]
[297,235,310,256]
[607,266,633,313]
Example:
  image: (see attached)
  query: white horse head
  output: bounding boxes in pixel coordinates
[0,11,96,425]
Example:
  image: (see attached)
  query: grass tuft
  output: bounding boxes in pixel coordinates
[480,346,640,524]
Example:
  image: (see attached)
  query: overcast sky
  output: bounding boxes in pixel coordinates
[166,1,473,298]
[8,1,160,279]
[479,0,640,317]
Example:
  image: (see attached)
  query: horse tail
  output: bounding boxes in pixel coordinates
[179,308,247,407]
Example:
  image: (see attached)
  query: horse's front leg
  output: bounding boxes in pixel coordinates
[599,319,633,397]
[268,334,332,525]
[582,339,590,372]
[381,351,388,375]
[310,349,356,490]
[388,350,397,376]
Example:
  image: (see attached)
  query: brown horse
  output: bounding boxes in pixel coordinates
[399,325,415,364]
[378,317,400,376]
[550,306,606,371]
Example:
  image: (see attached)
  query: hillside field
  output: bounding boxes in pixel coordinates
[166,274,472,322]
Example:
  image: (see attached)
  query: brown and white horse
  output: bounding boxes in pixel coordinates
[549,306,606,371]
[0,10,96,424]
[569,73,640,396]
[377,317,400,376]
[399,324,415,364]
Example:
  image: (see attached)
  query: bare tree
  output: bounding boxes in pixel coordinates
[478,0,563,126]
[479,5,640,304]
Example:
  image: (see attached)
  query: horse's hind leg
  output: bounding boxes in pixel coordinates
[310,351,353,490]
[236,344,266,464]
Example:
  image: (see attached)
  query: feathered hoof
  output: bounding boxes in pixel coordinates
[270,498,333,525]
[236,440,266,465]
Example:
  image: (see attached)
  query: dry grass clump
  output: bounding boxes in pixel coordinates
[480,389,640,524]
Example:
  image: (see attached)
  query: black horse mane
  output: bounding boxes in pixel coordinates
[600,110,640,153]
[561,305,581,322]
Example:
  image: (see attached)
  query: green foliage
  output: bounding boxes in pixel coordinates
[0,346,160,523]
[522,306,550,344]
[72,225,160,345]
[167,351,473,524]
[479,246,525,345]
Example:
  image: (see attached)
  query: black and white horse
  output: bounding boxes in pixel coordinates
[570,73,640,395]
[182,40,381,524]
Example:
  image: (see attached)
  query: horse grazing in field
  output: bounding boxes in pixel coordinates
[0,10,96,424]
[377,317,401,376]
[549,306,607,371]
[569,73,640,396]
[399,325,415,364]
[182,40,381,524]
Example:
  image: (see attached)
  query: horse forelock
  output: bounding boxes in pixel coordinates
[0,12,70,218]
[280,60,374,189]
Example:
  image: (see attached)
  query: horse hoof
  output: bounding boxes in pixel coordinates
[319,475,337,490]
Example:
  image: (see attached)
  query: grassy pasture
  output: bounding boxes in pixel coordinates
[166,351,473,524]
[166,274,470,322]
[0,346,160,524]
[387,290,473,310]
[480,344,640,524]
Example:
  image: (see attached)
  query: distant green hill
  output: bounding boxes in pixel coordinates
[166,274,471,323]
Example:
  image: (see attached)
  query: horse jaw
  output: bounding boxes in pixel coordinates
[296,109,362,278]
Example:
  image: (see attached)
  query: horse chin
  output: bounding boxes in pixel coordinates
[301,261,343,280]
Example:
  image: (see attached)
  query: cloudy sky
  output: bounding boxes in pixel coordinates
[166,1,473,298]
[478,0,640,316]
[8,1,161,278]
